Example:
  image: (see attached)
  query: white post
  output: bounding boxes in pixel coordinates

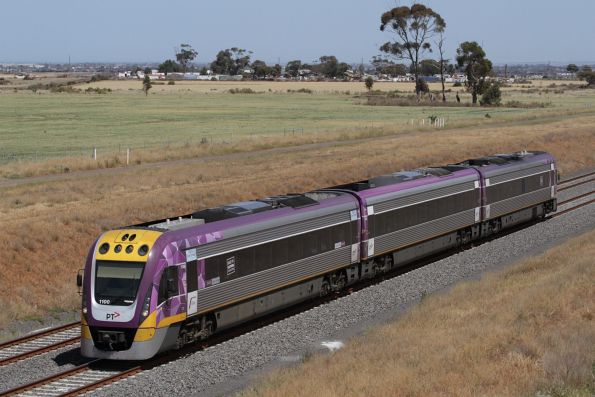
[126,148,130,165]
[93,148,97,160]
[422,119,425,126]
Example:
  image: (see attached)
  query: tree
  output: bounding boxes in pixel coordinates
[435,31,447,101]
[566,64,579,74]
[577,66,595,87]
[480,82,501,106]
[365,76,374,91]
[380,3,446,95]
[456,41,493,104]
[251,60,270,78]
[286,60,302,77]
[319,55,349,79]
[210,48,252,75]
[418,59,441,76]
[158,59,181,74]
[142,75,152,96]
[271,64,282,77]
[371,56,407,76]
[175,43,198,73]
[143,67,151,75]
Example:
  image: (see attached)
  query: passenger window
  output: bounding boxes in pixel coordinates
[157,266,179,305]
[288,235,304,263]
[271,239,288,267]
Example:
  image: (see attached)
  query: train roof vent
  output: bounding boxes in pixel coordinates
[148,217,205,231]
[415,167,452,177]
[261,194,319,208]
[458,156,509,166]
[369,171,425,187]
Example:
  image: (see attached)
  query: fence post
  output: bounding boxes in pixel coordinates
[93,148,97,160]
[126,148,130,165]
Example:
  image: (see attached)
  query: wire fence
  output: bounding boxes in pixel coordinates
[0,128,308,165]
[0,118,451,165]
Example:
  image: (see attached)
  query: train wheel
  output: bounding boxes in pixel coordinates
[320,279,331,297]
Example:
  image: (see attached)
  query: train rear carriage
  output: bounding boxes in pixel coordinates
[326,166,482,269]
[456,150,557,233]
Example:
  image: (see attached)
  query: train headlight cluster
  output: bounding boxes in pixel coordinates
[141,285,152,318]
[98,243,109,254]
[138,244,149,256]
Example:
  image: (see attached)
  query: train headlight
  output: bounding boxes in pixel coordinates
[141,285,152,318]
[82,307,88,314]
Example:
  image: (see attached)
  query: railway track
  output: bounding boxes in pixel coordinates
[1,171,593,397]
[557,169,595,191]
[0,323,80,367]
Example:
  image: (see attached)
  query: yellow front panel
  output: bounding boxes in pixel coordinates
[95,229,162,262]
[157,313,187,328]
[81,325,92,340]
[134,328,156,342]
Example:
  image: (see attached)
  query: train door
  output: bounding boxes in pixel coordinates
[186,254,199,317]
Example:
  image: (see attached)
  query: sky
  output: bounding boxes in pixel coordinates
[1,0,594,65]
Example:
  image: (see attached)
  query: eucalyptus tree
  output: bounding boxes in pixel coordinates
[379,3,445,95]
[456,41,493,104]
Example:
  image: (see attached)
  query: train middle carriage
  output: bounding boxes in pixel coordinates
[326,165,482,270]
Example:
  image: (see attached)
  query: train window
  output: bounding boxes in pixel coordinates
[332,223,347,247]
[367,215,375,238]
[303,231,319,256]
[157,266,179,305]
[271,238,289,267]
[187,261,198,292]
[254,243,272,272]
[236,247,255,276]
[204,256,221,281]
[287,235,304,263]
[350,221,359,244]
[318,228,331,253]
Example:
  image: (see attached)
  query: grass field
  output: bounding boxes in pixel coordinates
[0,80,593,334]
[1,80,593,166]
[240,230,595,397]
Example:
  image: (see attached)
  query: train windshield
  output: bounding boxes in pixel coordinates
[95,260,145,306]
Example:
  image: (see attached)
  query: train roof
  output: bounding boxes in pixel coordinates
[455,150,549,167]
[327,166,473,193]
[137,191,350,232]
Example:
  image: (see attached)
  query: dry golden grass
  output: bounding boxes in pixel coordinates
[240,230,595,397]
[75,79,584,94]
[0,114,593,330]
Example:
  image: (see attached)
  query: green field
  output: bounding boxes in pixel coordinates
[0,83,593,161]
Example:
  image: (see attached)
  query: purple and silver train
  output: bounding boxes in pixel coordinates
[78,150,557,360]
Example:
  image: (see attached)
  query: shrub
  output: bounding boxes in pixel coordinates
[453,81,462,87]
[167,81,175,85]
[229,88,256,94]
[365,76,374,91]
[416,78,429,93]
[480,82,501,106]
[287,88,312,94]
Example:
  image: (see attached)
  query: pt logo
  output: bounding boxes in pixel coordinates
[106,311,120,320]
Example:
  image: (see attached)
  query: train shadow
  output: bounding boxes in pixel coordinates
[53,346,95,367]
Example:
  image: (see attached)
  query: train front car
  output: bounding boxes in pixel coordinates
[81,191,361,360]
[80,228,172,360]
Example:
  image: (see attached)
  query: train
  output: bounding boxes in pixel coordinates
[78,150,558,360]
